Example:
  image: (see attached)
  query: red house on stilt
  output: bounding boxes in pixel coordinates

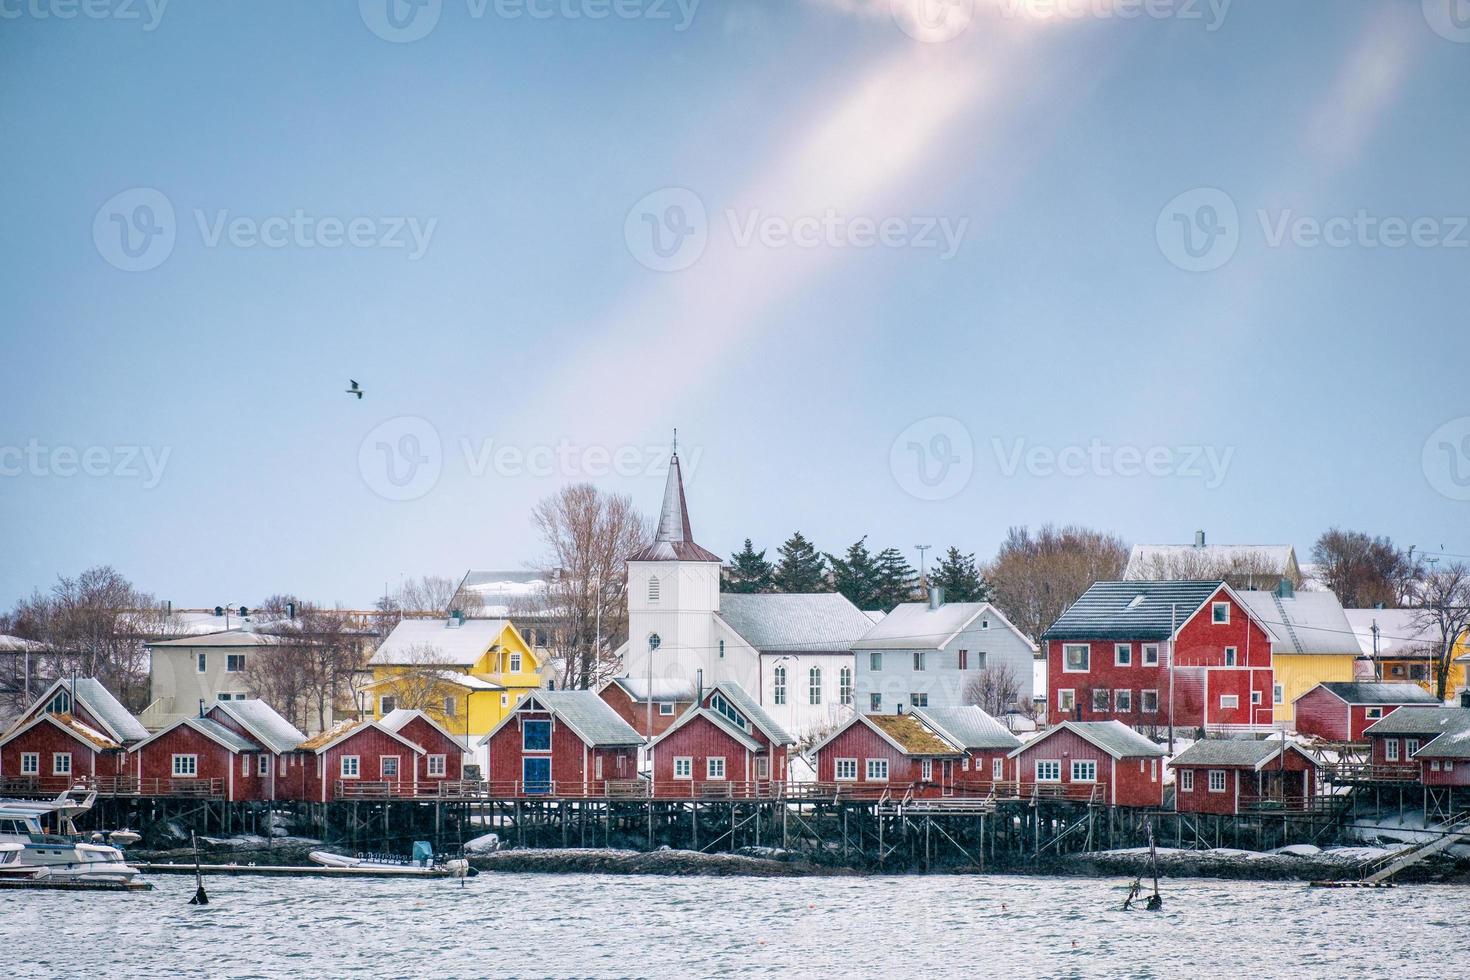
[1293,682,1440,744]
[297,719,430,802]
[128,712,268,801]
[1170,739,1320,814]
[379,708,467,788]
[1007,720,1166,807]
[479,691,643,797]
[647,682,794,797]
[0,677,147,794]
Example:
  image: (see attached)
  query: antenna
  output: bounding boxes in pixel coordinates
[915,545,932,584]
[672,427,678,456]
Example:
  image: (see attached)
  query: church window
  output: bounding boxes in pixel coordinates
[648,576,660,603]
[839,667,852,705]
[773,667,786,705]
[809,667,823,705]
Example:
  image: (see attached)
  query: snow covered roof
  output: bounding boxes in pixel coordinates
[629,451,721,563]
[1363,707,1470,737]
[0,712,122,751]
[1041,581,1225,641]
[479,691,643,748]
[210,699,306,754]
[911,706,1021,751]
[297,718,426,755]
[717,593,873,654]
[60,678,149,743]
[1014,721,1165,759]
[1343,609,1444,659]
[708,681,794,746]
[1169,738,1313,770]
[368,618,511,666]
[1413,728,1470,759]
[148,630,288,648]
[0,634,44,652]
[604,676,697,703]
[853,601,1036,651]
[1307,682,1440,706]
[1236,590,1361,656]
[130,715,261,754]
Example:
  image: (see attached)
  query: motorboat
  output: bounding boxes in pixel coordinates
[309,840,470,877]
[0,788,143,883]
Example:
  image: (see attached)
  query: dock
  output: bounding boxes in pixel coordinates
[137,862,451,878]
[0,877,153,892]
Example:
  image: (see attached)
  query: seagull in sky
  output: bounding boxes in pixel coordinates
[346,379,363,399]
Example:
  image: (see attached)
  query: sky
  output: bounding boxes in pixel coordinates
[2,0,1469,610]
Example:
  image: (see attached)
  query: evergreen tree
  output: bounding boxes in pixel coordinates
[827,536,880,609]
[931,546,991,603]
[725,538,774,593]
[872,547,919,611]
[773,532,829,593]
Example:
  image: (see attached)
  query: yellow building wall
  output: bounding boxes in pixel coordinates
[1273,654,1358,726]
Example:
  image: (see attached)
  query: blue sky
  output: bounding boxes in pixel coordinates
[2,0,1468,609]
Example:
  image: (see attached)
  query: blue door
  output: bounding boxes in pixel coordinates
[523,757,551,795]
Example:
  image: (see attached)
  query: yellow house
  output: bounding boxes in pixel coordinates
[1241,589,1362,727]
[364,616,545,771]
[1343,608,1457,696]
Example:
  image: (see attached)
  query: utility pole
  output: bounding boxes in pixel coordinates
[915,545,931,586]
[1168,602,1177,755]
[1371,618,1381,682]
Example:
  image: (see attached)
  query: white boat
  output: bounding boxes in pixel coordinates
[0,788,143,884]
[309,841,469,877]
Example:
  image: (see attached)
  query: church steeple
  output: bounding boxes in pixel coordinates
[631,435,721,563]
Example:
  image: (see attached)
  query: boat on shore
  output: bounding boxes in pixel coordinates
[309,840,470,877]
[0,788,144,884]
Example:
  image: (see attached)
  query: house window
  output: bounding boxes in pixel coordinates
[870,652,882,671]
[839,667,853,705]
[595,755,604,780]
[773,666,787,706]
[381,757,399,779]
[1385,739,1400,762]
[379,695,397,714]
[834,758,858,781]
[242,754,249,777]
[1212,602,1230,624]
[673,757,693,780]
[981,619,990,630]
[226,654,246,673]
[197,652,207,673]
[1432,760,1442,771]
[1058,690,1076,713]
[809,667,822,705]
[340,755,359,778]
[1063,644,1090,672]
[1141,690,1158,714]
[706,757,726,780]
[509,653,522,673]
[992,758,1004,780]
[1410,664,1429,681]
[869,693,882,712]
[20,753,38,775]
[1071,760,1097,782]
[913,652,926,671]
[648,576,660,603]
[1364,707,1384,720]
[1251,691,1262,705]
[866,758,889,781]
[1208,770,1227,793]
[659,703,675,716]
[173,754,198,777]
[710,694,748,730]
[1115,644,1132,666]
[921,759,933,780]
[1114,690,1132,713]
[1180,769,1194,792]
[1150,759,1158,780]
[1407,739,1421,756]
[523,720,552,752]
[52,752,72,776]
[48,690,72,714]
[258,755,271,777]
[1091,689,1110,712]
[1224,647,1237,667]
[443,696,457,717]
[910,693,929,708]
[501,694,509,707]
[1220,695,1239,710]
[1036,760,1061,782]
[958,650,969,670]
[1273,684,1284,705]
[427,755,446,777]
[1447,762,1456,772]
[974,652,988,670]
[1142,644,1159,666]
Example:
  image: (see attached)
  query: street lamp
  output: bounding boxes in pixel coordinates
[646,633,661,771]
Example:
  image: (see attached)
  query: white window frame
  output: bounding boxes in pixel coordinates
[1224,646,1237,667]
[1385,739,1400,762]
[241,754,249,777]
[673,757,693,780]
[20,752,39,775]
[1208,769,1227,793]
[1115,643,1132,667]
[1142,644,1159,667]
[1057,689,1076,713]
[196,652,207,673]
[1251,691,1262,705]
[427,754,446,777]
[1406,738,1421,756]
[992,757,1004,781]
[340,755,360,779]
[443,696,457,717]
[910,692,929,708]
[659,702,675,716]
[1212,601,1230,624]
[258,755,271,777]
[1273,684,1284,705]
[1141,690,1159,714]
[958,649,969,671]
[839,666,853,706]
[706,757,727,780]
[1063,644,1090,673]
[1364,706,1384,720]
[1114,689,1132,713]
[380,756,400,780]
[866,758,889,782]
[1035,760,1061,782]
[172,754,198,778]
[1070,760,1097,783]
[52,752,72,776]
[1219,695,1239,709]
[869,652,882,671]
[226,653,245,673]
[773,666,787,706]
[808,667,822,706]
[1447,762,1456,772]
[509,653,522,673]
[834,758,858,782]
[869,693,882,712]
[913,651,926,672]
[920,759,933,781]
[379,695,397,715]
[1179,769,1194,792]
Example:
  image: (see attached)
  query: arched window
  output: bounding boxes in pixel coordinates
[648,576,660,603]
[839,666,852,705]
[808,667,823,705]
[773,666,787,705]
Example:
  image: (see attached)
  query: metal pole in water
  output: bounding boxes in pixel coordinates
[188,831,209,906]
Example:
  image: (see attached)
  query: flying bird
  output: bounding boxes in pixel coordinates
[346,379,363,399]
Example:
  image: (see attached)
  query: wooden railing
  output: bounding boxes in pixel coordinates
[92,776,224,798]
[1324,762,1420,783]
[0,775,95,796]
[1238,793,1339,814]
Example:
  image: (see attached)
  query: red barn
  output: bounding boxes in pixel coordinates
[1008,721,1165,807]
[480,690,643,796]
[1170,739,1320,814]
[808,712,963,797]
[1042,581,1276,733]
[648,682,794,797]
[298,719,428,802]
[0,714,127,793]
[1293,682,1440,743]
[129,714,266,800]
[379,708,467,786]
[203,699,307,801]
[1364,706,1470,780]
[597,677,696,738]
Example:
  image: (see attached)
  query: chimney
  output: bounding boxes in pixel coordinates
[1194,529,1206,548]
[165,599,172,618]
[287,601,296,620]
[928,586,944,611]
[696,669,704,705]
[447,609,463,628]
[198,698,206,719]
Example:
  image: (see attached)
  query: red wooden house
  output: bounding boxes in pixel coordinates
[203,699,308,801]
[1042,581,1276,732]
[0,677,147,793]
[915,706,1023,787]
[128,712,267,801]
[597,677,696,738]
[1169,739,1319,814]
[479,690,643,796]
[1363,706,1470,781]
[298,718,429,802]
[1293,682,1440,743]
[379,708,467,786]
[808,711,963,797]
[1007,721,1166,807]
[647,682,794,797]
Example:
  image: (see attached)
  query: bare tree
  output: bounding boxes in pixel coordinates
[1129,549,1296,590]
[394,575,460,616]
[1312,529,1421,609]
[1411,563,1470,702]
[964,663,1022,717]
[240,641,314,732]
[255,606,371,733]
[987,525,1128,643]
[532,484,650,689]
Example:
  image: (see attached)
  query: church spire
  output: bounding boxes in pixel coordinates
[630,434,721,563]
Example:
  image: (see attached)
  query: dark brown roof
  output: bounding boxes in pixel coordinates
[629,452,721,563]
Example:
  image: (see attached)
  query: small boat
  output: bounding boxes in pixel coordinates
[0,788,144,884]
[309,841,469,877]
